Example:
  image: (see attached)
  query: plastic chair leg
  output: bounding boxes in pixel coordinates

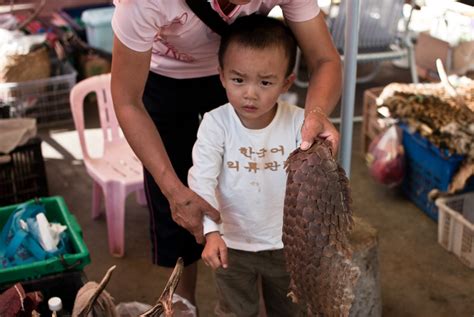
[91,181,103,219]
[104,183,126,257]
[136,188,147,206]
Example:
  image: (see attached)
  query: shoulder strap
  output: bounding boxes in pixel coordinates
[185,0,229,36]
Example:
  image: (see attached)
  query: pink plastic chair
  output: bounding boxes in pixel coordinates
[69,73,146,257]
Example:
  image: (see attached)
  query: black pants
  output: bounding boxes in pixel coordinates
[142,71,228,267]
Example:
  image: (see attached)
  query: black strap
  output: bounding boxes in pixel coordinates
[185,0,229,36]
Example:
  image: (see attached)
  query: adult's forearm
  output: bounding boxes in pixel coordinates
[286,14,343,117]
[304,58,342,116]
[110,37,185,202]
[115,102,184,199]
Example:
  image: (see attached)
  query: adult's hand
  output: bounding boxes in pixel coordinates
[300,109,339,156]
[168,186,221,244]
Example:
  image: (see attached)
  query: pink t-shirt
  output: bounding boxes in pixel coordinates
[112,0,320,79]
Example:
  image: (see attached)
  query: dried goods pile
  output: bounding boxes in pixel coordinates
[382,91,474,162]
[379,81,474,112]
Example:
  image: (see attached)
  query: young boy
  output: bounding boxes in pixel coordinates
[188,15,304,316]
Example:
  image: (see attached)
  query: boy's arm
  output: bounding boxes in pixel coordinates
[188,112,229,269]
[188,112,225,235]
[203,216,220,236]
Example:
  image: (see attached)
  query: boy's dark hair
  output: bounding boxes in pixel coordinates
[218,14,297,77]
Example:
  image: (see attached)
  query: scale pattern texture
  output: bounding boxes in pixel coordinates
[283,140,360,316]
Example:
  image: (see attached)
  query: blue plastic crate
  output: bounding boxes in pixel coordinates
[400,124,474,221]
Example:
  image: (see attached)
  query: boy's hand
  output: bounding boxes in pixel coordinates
[202,232,228,270]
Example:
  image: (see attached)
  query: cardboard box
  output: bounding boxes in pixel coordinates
[415,31,474,81]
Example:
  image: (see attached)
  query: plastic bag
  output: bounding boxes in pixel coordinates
[0,201,70,268]
[366,125,405,188]
[116,301,152,317]
[116,294,197,317]
[165,294,197,317]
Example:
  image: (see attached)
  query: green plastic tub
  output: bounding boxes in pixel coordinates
[0,196,91,285]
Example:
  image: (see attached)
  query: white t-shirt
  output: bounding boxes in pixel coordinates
[188,102,304,252]
[112,0,319,79]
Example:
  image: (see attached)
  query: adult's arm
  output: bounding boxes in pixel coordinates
[286,13,342,154]
[110,36,220,243]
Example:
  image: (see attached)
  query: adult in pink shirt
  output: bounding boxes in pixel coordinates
[111,0,341,306]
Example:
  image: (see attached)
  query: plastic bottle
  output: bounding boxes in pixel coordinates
[48,297,63,317]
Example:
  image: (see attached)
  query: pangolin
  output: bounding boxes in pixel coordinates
[283,140,360,316]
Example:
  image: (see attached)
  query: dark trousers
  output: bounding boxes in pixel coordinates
[214,248,301,317]
[142,71,228,267]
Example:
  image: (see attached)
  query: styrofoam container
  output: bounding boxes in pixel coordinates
[436,192,474,269]
[81,6,114,53]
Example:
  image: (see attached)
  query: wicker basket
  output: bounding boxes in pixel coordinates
[0,46,51,84]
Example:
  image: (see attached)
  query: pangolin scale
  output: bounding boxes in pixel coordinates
[283,140,360,316]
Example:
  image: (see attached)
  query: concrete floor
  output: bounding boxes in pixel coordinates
[39,62,474,316]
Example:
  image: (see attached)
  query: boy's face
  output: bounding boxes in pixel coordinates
[219,43,294,129]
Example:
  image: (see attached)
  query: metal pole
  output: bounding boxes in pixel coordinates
[338,0,361,178]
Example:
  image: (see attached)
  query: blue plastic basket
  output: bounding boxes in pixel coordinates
[400,124,474,221]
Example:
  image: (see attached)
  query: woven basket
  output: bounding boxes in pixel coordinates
[0,46,51,84]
